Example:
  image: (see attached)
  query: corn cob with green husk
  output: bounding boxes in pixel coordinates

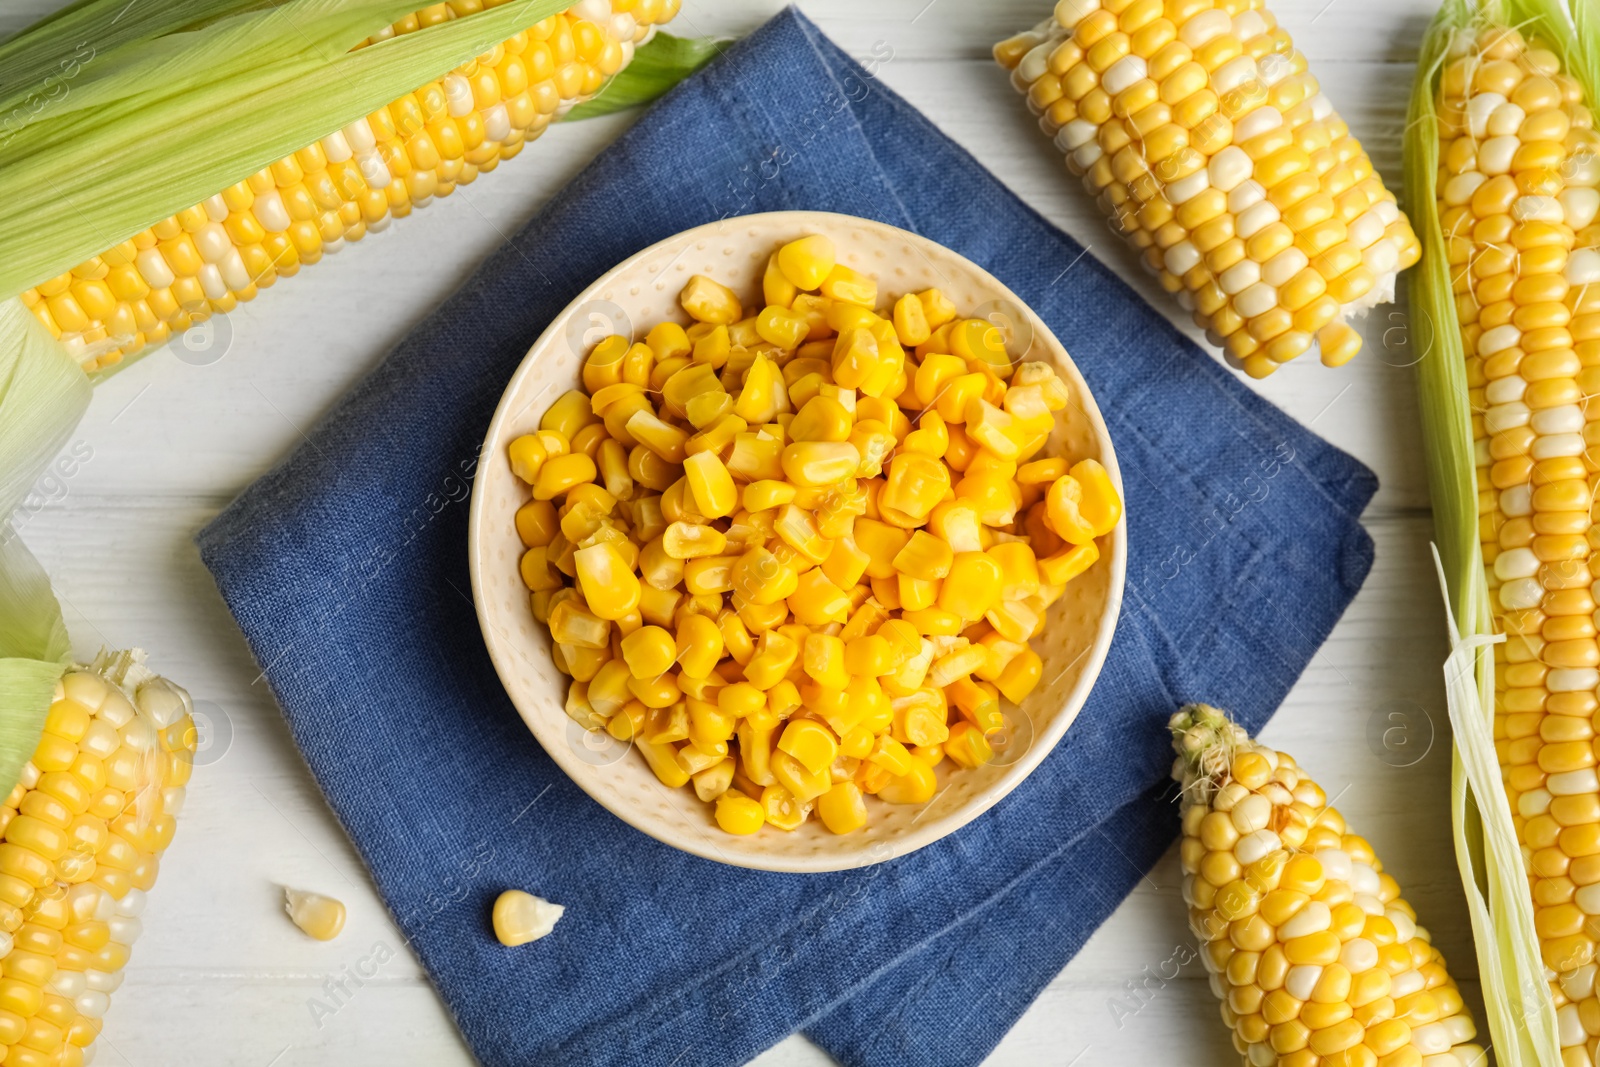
[995,1,1421,377]
[0,652,199,1067]
[1407,0,1600,1062]
[14,0,682,376]
[1173,705,1484,1067]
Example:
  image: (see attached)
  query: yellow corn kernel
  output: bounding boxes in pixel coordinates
[892,292,932,348]
[939,552,1003,622]
[781,441,860,487]
[1069,459,1122,535]
[492,889,564,946]
[778,719,840,775]
[675,614,724,678]
[715,792,766,835]
[878,755,938,804]
[757,305,810,349]
[763,253,799,307]
[533,452,597,501]
[620,626,676,679]
[772,750,832,802]
[803,634,851,689]
[743,480,797,512]
[817,782,868,834]
[790,396,854,442]
[777,234,837,290]
[945,722,994,769]
[573,543,640,621]
[892,530,955,581]
[996,648,1044,704]
[661,521,727,560]
[844,634,895,677]
[542,389,600,441]
[508,434,549,484]
[744,630,799,690]
[637,737,691,787]
[880,452,951,524]
[680,274,742,324]
[761,784,810,830]
[682,451,737,519]
[769,506,827,565]
[820,263,877,307]
[867,735,914,777]
[694,764,736,806]
[284,888,346,941]
[1039,542,1100,585]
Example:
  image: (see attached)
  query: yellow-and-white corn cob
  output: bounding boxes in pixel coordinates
[1434,20,1600,1066]
[996,0,1421,378]
[0,651,197,1067]
[1173,705,1482,1066]
[19,0,679,374]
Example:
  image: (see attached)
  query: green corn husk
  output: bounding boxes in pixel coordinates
[0,0,583,302]
[566,31,724,118]
[1406,0,1598,1062]
[0,303,86,799]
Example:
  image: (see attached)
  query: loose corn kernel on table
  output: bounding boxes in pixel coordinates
[7,0,1473,1062]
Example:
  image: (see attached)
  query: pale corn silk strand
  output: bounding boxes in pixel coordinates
[994,0,1423,378]
[6,0,680,378]
[1408,0,1600,1060]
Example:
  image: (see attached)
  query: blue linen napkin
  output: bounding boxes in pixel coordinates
[196,9,1379,1066]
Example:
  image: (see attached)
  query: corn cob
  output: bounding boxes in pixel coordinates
[17,0,679,375]
[1172,705,1482,1067]
[1430,19,1600,1065]
[0,651,196,1067]
[995,1,1421,378]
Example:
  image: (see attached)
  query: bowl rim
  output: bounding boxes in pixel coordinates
[468,210,1127,873]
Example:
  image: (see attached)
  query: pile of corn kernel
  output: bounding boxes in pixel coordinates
[508,234,1123,836]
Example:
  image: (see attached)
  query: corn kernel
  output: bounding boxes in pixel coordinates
[491,889,563,946]
[715,792,766,835]
[284,888,346,941]
[817,782,868,834]
[777,235,837,291]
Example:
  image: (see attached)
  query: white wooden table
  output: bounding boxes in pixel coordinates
[3,1,1464,1063]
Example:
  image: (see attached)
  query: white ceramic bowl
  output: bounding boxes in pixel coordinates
[468,211,1126,873]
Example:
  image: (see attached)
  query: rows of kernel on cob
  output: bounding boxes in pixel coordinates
[995,0,1420,378]
[17,0,679,374]
[1436,22,1600,1067]
[0,654,196,1067]
[509,234,1123,836]
[1173,705,1483,1067]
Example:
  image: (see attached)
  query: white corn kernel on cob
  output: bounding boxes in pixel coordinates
[18,0,679,374]
[1172,705,1483,1067]
[996,0,1421,378]
[0,650,197,1067]
[1435,21,1600,1066]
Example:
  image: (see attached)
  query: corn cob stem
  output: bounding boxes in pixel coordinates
[996,0,1421,378]
[1173,705,1482,1067]
[1431,17,1600,1065]
[17,0,680,375]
